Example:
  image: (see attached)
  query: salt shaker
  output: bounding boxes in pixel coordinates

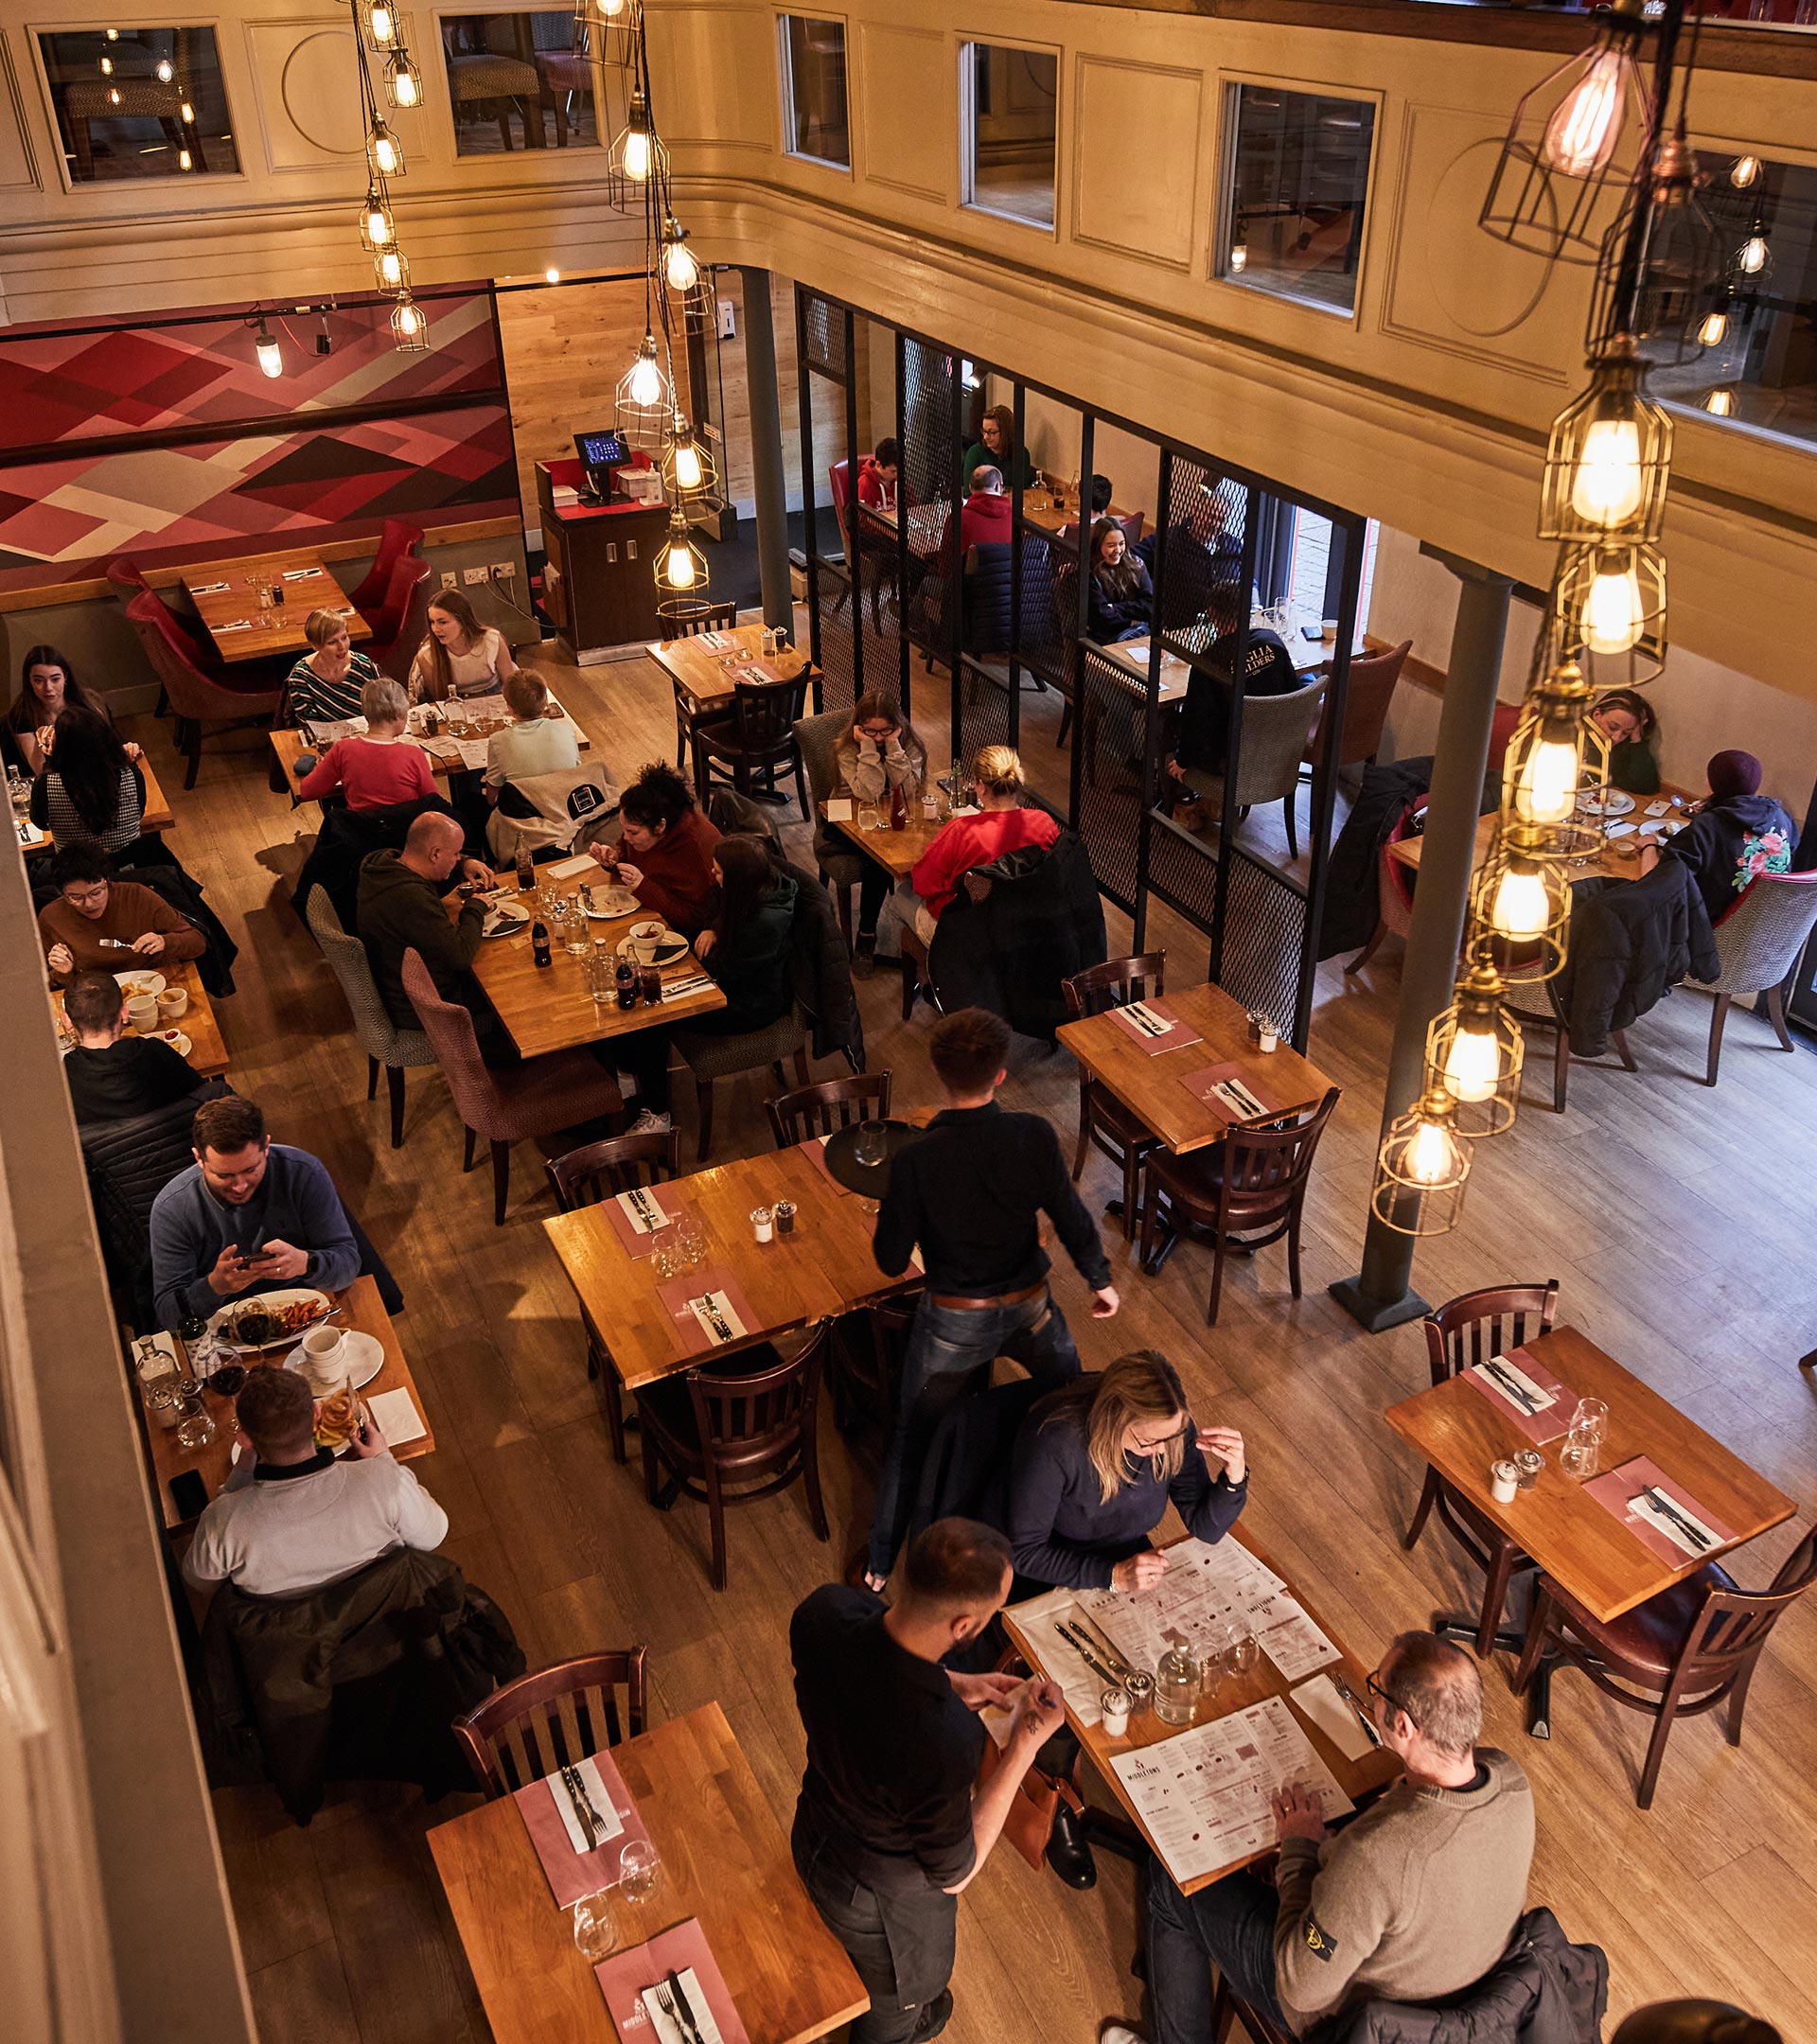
[1257,1019,1279,1053]
[751,1206,774,1244]
[1101,1687,1131,1738]
[1490,1458,1520,1504]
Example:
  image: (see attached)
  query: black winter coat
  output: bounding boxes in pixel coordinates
[1553,860,1718,1058]
[1316,756,1502,961]
[782,855,865,1070]
[929,825,1107,1041]
[81,1082,229,1325]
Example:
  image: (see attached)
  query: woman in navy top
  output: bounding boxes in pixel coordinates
[1006,1350,1247,1592]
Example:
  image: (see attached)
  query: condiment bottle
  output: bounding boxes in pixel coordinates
[889,783,907,831]
[616,961,638,1010]
[532,921,552,968]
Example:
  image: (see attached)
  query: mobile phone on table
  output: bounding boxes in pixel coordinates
[168,1471,210,1519]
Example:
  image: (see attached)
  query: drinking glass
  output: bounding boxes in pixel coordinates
[572,1893,618,1963]
[1569,1397,1609,1440]
[853,1119,888,1172]
[1559,1396,1610,1479]
[618,1839,660,1904]
[175,1396,216,1450]
[674,1218,708,1269]
[857,800,881,834]
[1221,1624,1259,1678]
[651,1242,679,1281]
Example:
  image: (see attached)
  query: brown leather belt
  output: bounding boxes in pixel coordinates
[926,1280,1048,1313]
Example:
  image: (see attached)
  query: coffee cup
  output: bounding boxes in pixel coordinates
[297,1324,346,1392]
[158,986,189,1020]
[126,993,159,1031]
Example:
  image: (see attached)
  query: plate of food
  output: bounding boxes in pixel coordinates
[1577,787,1635,818]
[581,882,639,919]
[209,1288,333,1352]
[114,969,168,1000]
[151,1028,193,1057]
[617,922,688,966]
[482,899,531,938]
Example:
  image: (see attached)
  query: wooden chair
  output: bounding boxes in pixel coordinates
[828,459,893,630]
[1304,638,1411,774]
[766,1071,892,1148]
[1062,954,1167,1240]
[634,1321,832,1591]
[1210,1975,1295,2044]
[794,705,867,943]
[691,672,812,816]
[831,1288,922,1436]
[662,602,740,768]
[452,1649,649,1797]
[1686,869,1817,1086]
[1345,796,1425,976]
[1138,1089,1340,1324]
[1514,1523,1817,1808]
[305,886,435,1150]
[1501,964,1636,1113]
[347,518,425,624]
[546,1127,683,1461]
[1405,1281,1559,1657]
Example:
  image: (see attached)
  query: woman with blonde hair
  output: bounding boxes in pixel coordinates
[407,587,517,703]
[286,608,379,725]
[906,743,1058,943]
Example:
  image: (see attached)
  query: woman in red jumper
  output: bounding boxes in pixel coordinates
[907,745,1057,945]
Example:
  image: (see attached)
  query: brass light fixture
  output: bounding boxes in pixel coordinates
[389,291,429,350]
[1370,1089,1472,1237]
[1540,338,1673,545]
[1552,541,1667,686]
[1425,964,1525,1139]
[1469,827,1575,983]
[345,0,422,351]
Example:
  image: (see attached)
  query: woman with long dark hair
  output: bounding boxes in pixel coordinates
[1590,688,1661,796]
[406,588,517,703]
[604,760,722,933]
[828,689,927,974]
[8,644,135,775]
[1085,519,1154,644]
[28,703,149,855]
[961,402,1035,495]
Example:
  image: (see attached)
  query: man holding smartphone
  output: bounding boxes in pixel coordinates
[150,1095,362,1330]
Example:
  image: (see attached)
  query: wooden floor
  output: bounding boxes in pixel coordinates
[138,633,1817,2044]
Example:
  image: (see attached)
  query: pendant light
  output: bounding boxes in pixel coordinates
[626,333,667,408]
[1228,216,1248,274]
[358,187,396,251]
[389,291,429,351]
[1553,540,1667,684]
[1704,387,1736,418]
[1729,153,1760,189]
[1540,337,1672,545]
[616,91,663,185]
[1370,1089,1472,1237]
[1734,226,1770,281]
[374,247,410,291]
[384,52,422,110]
[1696,291,1732,349]
[1469,828,1574,982]
[660,218,698,293]
[365,0,398,50]
[181,99,195,123]
[1585,132,1720,361]
[1425,963,1525,1138]
[367,117,404,178]
[662,413,715,504]
[253,317,283,379]
[653,509,710,625]
[1500,659,1596,832]
[156,58,175,83]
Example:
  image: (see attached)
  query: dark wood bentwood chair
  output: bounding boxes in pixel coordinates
[691,672,812,815]
[453,1649,649,1797]
[1515,1523,1817,1808]
[1210,1975,1295,2044]
[662,602,740,767]
[1138,1088,1340,1325]
[1406,1282,1559,1657]
[766,1071,892,1148]
[635,1320,832,1591]
[1062,953,1167,1240]
[546,1127,683,1461]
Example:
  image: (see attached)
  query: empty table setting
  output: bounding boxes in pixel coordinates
[429,1700,867,2044]
[182,548,371,663]
[649,625,810,721]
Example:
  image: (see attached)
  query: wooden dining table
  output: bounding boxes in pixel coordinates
[1387,786,1698,884]
[820,796,954,880]
[270,696,591,801]
[22,755,177,855]
[53,958,229,1078]
[1056,978,1335,1158]
[182,548,370,663]
[648,624,811,719]
[428,1701,868,2044]
[544,1138,920,1393]
[138,1275,434,1534]
[1384,1324,1795,1625]
[1004,1525,1402,1895]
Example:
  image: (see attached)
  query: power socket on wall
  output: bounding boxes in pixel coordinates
[463,566,488,585]
[440,571,457,589]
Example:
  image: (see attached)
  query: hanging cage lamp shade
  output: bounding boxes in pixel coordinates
[365,0,399,50]
[1500,656,1599,836]
[573,0,642,68]
[358,187,397,252]
[1586,134,1722,362]
[1540,338,1673,545]
[1371,1088,1473,1237]
[653,511,714,628]
[374,245,411,292]
[390,291,430,351]
[660,218,699,294]
[662,414,716,505]
[1552,539,1667,688]
[1468,824,1576,982]
[1478,0,1652,266]
[384,50,422,108]
[1425,963,1525,1139]
[615,92,666,185]
[1703,386,1738,418]
[367,117,405,179]
[615,333,674,449]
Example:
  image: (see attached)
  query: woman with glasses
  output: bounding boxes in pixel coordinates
[829,689,926,976]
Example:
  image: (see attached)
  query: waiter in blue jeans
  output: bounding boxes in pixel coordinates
[862,1006,1120,1592]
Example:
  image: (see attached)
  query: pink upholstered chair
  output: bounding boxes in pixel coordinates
[399,948,624,1225]
[1346,794,1426,975]
[1305,638,1412,773]
[347,519,425,624]
[364,555,436,685]
[1689,869,1817,1085]
[124,590,281,788]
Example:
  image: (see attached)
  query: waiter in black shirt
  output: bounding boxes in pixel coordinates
[863,1006,1118,1591]
[792,1519,1066,2044]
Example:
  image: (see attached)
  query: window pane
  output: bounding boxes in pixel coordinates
[782,17,849,167]
[1224,85,1374,314]
[964,44,1057,231]
[38,28,236,184]
[1640,151,1817,454]
[441,11,595,156]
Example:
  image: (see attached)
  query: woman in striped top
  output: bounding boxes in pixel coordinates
[28,704,149,856]
[286,608,380,727]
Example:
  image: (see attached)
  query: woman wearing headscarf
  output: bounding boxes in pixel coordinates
[1643,749,1798,923]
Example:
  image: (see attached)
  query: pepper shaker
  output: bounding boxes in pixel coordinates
[772,1200,796,1236]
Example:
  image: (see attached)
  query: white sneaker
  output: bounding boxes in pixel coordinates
[629,1109,672,1135]
[1101,2026,1147,2044]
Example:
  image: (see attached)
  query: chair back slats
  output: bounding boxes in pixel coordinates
[1424,1282,1561,1391]
[687,1324,828,1487]
[1218,1088,1340,1226]
[767,1072,892,1147]
[667,603,740,640]
[453,1649,649,1798]
[1689,1526,1817,1673]
[734,674,811,749]
[547,1127,683,1211]
[1063,952,1167,1020]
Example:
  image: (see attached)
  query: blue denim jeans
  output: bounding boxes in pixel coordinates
[866,1287,1081,1578]
[1146,1865,1287,2042]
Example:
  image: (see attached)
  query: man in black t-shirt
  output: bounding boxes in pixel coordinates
[791,1519,1065,2044]
[60,969,201,1126]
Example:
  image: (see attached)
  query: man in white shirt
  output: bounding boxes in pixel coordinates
[183,1362,448,1597]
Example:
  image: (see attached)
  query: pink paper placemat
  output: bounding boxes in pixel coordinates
[1584,1455,1738,1568]
[655,1268,764,1357]
[1178,1061,1289,1124]
[1110,996,1203,1056]
[602,1187,694,1260]
[1459,1343,1576,1446]
[513,1747,653,1910]
[595,1917,750,2044]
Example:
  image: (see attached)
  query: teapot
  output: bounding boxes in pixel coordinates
[1153,1641,1204,1727]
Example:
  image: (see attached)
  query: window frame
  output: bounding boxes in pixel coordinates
[958,35,1061,236]
[775,10,852,175]
[1211,72,1385,325]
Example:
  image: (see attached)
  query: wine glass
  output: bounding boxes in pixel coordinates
[651,1242,679,1282]
[853,1119,887,1172]
[573,1893,618,1963]
[618,1839,661,1904]
[674,1218,708,1270]
[857,799,881,833]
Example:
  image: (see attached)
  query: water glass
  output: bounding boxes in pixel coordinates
[618,1839,660,1904]
[1221,1624,1259,1678]
[853,1119,888,1171]
[674,1218,708,1269]
[857,800,881,833]
[573,1893,617,1964]
[651,1242,680,1281]
[175,1395,216,1450]
[1559,1397,1610,1479]
[1569,1397,1609,1440]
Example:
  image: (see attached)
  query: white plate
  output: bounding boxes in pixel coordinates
[113,969,168,999]
[483,902,530,938]
[581,885,639,920]
[148,1028,193,1057]
[618,929,689,966]
[284,1328,384,1392]
[1577,787,1635,818]
[208,1287,333,1352]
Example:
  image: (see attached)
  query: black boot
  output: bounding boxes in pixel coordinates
[1045,1801,1098,1889]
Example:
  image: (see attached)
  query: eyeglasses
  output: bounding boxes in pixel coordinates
[1129,1422,1190,1456]
[1366,1670,1407,1719]
[857,723,895,739]
[62,883,108,907]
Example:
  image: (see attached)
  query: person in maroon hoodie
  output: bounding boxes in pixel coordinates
[939,466,1013,571]
[604,762,723,935]
[856,437,902,516]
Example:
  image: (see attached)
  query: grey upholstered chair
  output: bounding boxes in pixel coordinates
[1198,675,1328,858]
[793,705,867,943]
[1686,869,1817,1085]
[305,886,436,1149]
[672,1008,811,1163]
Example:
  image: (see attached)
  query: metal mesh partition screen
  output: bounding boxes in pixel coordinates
[798,290,855,715]
[1213,843,1310,1039]
[802,293,845,378]
[1072,646,1149,913]
[1155,458,1250,659]
[900,337,960,761]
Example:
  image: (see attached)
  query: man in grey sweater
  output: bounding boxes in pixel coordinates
[1105,1631,1533,2040]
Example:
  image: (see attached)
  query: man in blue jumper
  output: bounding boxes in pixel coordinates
[150,1094,361,1331]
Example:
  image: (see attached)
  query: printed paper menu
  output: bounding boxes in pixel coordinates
[1076,1537,1290,1671]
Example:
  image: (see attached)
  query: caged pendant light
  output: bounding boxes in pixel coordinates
[1370,1089,1472,1237]
[1540,337,1673,545]
[1552,540,1667,687]
[1425,963,1525,1139]
[1586,132,1721,362]
[662,413,716,504]
[389,291,429,350]
[1468,826,1576,983]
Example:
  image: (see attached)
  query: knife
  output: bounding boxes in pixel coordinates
[1056,1621,1120,1690]
[1074,1612,1141,1685]
[1329,1672,1385,1749]
[666,1969,711,2044]
[1482,1357,1540,1415]
[1640,1486,1713,1550]
[559,1765,597,1849]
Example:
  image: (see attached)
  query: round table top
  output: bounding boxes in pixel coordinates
[820,1117,926,1196]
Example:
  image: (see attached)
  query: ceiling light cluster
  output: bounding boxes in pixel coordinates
[351,0,426,351]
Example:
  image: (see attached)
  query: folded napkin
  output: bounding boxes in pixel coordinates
[281,567,322,581]
[214,620,252,632]
[615,1186,673,1235]
[1629,1487,1721,1556]
[190,580,230,594]
[544,1754,626,1855]
[824,797,854,821]
[662,975,716,1000]
[365,1386,426,1446]
[642,1969,728,2044]
[1290,1673,1378,1762]
[1604,820,1635,839]
[547,853,602,880]
[685,1289,747,1344]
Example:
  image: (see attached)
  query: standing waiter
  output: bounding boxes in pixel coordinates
[790,1519,1066,2044]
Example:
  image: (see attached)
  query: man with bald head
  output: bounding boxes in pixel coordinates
[1104,1630,1533,2040]
[357,812,504,1056]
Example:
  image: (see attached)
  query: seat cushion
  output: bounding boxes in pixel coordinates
[1548,1561,1738,1678]
[1089,1082,1157,1154]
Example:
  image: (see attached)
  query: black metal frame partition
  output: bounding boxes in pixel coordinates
[792,283,1367,1052]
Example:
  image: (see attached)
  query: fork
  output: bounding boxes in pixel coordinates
[1330,1673,1385,1748]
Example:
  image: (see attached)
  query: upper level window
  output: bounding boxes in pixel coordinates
[780,16,850,169]
[37,28,237,184]
[1220,85,1375,315]
[961,44,1057,231]
[440,11,596,155]
[1641,150,1817,454]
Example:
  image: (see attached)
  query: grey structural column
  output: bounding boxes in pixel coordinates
[738,267,793,634]
[1330,549,1514,1333]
